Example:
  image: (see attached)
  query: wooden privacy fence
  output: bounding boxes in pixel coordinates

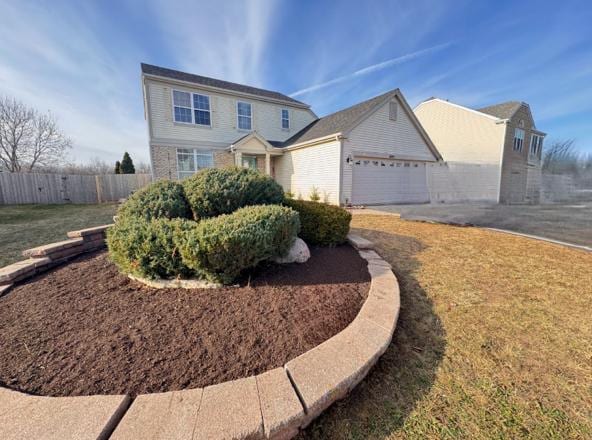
[0,173,152,205]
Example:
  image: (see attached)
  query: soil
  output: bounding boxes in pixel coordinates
[0,245,369,397]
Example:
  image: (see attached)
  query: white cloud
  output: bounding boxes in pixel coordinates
[289,43,453,98]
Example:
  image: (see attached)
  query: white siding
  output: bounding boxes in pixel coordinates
[427,162,501,203]
[146,79,316,147]
[341,97,437,204]
[274,141,341,204]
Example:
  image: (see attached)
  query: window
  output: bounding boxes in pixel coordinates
[389,101,398,121]
[530,134,543,158]
[173,91,192,123]
[513,128,525,152]
[237,101,252,130]
[241,155,257,169]
[172,90,211,126]
[281,109,290,129]
[176,148,214,179]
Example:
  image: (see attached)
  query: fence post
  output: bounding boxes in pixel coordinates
[95,175,103,203]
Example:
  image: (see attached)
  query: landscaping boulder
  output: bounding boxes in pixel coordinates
[274,237,310,264]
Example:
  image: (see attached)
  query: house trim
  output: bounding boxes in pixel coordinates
[415,98,502,122]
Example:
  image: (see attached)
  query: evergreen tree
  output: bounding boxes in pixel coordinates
[114,160,121,174]
[120,152,135,174]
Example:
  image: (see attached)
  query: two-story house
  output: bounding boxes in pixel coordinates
[141,63,441,205]
[414,98,546,204]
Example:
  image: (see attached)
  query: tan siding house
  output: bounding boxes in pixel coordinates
[141,63,441,205]
[415,98,546,203]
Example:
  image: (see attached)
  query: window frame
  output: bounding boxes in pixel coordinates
[513,128,525,152]
[172,89,212,127]
[281,108,290,130]
[529,134,543,159]
[237,101,252,131]
[176,148,214,180]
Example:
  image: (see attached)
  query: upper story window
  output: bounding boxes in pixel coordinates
[177,148,214,179]
[513,128,525,152]
[172,90,211,126]
[237,101,252,130]
[530,134,544,159]
[389,101,398,121]
[281,109,290,129]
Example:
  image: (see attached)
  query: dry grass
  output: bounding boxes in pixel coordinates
[0,204,118,267]
[300,215,592,439]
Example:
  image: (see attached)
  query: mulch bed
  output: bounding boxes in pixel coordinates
[0,245,369,397]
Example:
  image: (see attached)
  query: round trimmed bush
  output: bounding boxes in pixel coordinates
[176,204,300,284]
[182,167,284,220]
[107,215,194,279]
[283,199,351,246]
[118,180,190,221]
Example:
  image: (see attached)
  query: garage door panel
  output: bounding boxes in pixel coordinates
[352,159,429,204]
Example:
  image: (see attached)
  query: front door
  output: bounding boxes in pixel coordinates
[241,155,257,170]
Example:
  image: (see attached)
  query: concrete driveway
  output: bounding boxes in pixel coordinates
[368,203,592,248]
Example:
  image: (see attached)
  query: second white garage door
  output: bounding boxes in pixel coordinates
[351,159,430,205]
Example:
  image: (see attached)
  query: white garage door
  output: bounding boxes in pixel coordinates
[352,158,430,205]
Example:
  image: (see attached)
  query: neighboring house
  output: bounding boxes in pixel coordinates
[414,98,546,204]
[141,63,441,205]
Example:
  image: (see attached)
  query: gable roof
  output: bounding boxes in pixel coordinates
[282,89,442,160]
[141,63,310,108]
[283,89,396,146]
[477,101,522,119]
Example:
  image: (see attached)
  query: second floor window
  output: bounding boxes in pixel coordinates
[513,128,525,152]
[173,90,211,126]
[530,134,543,158]
[281,109,290,129]
[237,102,252,130]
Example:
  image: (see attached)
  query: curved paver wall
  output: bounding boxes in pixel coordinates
[0,231,400,440]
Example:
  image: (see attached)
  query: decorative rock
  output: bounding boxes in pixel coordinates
[273,238,310,264]
[128,274,223,290]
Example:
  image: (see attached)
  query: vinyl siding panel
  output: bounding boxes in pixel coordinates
[427,162,501,202]
[274,141,341,205]
[146,79,316,147]
[341,97,436,204]
[414,99,506,164]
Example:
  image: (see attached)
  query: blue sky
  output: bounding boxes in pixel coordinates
[1,0,591,164]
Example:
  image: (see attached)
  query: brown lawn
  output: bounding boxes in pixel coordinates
[300,215,592,439]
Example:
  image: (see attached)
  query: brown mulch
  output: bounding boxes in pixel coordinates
[0,245,369,397]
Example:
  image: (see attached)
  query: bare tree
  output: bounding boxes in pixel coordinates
[542,139,579,175]
[0,96,72,172]
[135,161,152,174]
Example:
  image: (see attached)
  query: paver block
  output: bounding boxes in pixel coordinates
[23,238,85,258]
[194,377,263,439]
[0,257,51,283]
[0,387,130,440]
[111,388,203,440]
[347,234,374,250]
[83,237,107,251]
[358,250,392,268]
[0,284,13,295]
[67,224,113,238]
[359,265,400,334]
[256,368,305,440]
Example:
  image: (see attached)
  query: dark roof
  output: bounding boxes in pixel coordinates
[282,89,397,146]
[141,63,309,108]
[477,101,523,119]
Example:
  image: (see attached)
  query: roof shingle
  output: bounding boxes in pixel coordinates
[477,101,523,119]
[282,89,397,146]
[141,63,309,108]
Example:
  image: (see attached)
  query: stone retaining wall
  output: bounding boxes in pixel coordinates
[0,233,400,440]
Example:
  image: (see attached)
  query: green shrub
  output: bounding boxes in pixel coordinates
[107,216,194,279]
[118,180,190,221]
[309,186,321,202]
[284,199,351,246]
[176,204,300,284]
[182,167,284,220]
